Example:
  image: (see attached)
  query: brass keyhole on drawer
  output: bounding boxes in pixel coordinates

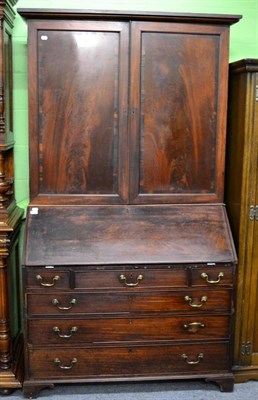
[201,272,224,284]
[181,353,204,365]
[119,274,143,287]
[184,295,207,308]
[36,274,60,287]
[53,326,78,338]
[52,298,77,310]
[54,357,77,370]
[183,322,205,333]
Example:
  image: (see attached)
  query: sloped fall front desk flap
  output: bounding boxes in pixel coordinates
[24,205,236,266]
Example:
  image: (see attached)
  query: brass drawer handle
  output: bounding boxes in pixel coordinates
[53,326,78,338]
[184,295,207,308]
[181,353,204,365]
[119,274,143,287]
[54,357,77,370]
[183,322,205,332]
[36,274,60,287]
[201,272,224,284]
[52,298,77,310]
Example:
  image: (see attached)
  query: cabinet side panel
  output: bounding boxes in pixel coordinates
[225,73,248,246]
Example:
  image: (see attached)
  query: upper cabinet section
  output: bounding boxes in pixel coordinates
[18,9,241,205]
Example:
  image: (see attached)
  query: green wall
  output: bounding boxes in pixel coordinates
[13,0,258,209]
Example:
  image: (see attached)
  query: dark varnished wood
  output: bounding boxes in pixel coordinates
[26,289,232,316]
[205,377,234,392]
[129,22,229,203]
[18,9,241,25]
[23,384,54,400]
[20,9,240,397]
[27,315,230,345]
[25,265,234,291]
[26,342,230,379]
[191,266,234,287]
[26,269,70,289]
[20,10,240,205]
[74,268,188,289]
[28,20,129,204]
[24,205,236,266]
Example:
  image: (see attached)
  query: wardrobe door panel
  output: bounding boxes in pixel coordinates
[129,22,229,204]
[250,93,258,365]
[29,21,129,204]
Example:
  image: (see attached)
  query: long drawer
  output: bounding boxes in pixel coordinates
[26,290,232,316]
[27,315,230,345]
[27,342,230,379]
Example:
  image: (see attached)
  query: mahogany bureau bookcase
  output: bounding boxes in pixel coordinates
[17,8,240,398]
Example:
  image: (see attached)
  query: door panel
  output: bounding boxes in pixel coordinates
[250,81,258,363]
[29,21,129,204]
[129,22,229,203]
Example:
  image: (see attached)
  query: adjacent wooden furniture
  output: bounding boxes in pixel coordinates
[225,59,258,382]
[0,0,24,395]
[18,9,240,398]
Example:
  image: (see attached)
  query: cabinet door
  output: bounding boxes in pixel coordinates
[129,22,229,204]
[28,21,129,205]
[249,79,258,367]
[251,213,258,366]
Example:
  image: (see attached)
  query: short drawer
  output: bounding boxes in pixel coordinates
[26,289,232,316]
[27,342,230,379]
[27,315,230,345]
[26,269,70,289]
[74,268,187,290]
[191,266,234,287]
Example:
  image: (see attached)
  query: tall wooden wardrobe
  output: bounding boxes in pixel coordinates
[18,8,240,398]
[225,59,258,382]
[0,0,24,395]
